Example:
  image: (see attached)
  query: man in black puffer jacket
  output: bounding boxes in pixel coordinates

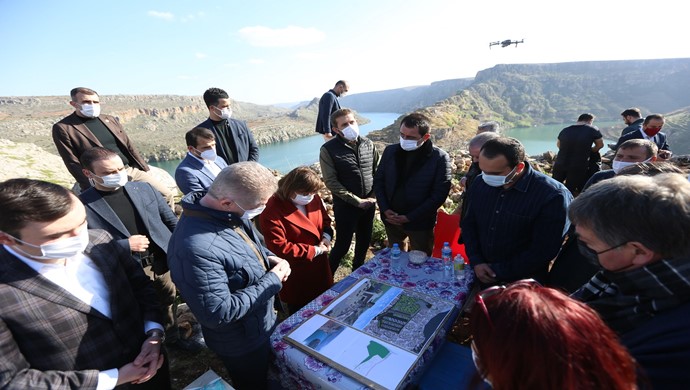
[374,113,452,256]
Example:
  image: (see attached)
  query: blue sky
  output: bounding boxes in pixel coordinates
[1,0,688,105]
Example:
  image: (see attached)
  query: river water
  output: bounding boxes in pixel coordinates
[150,112,401,175]
[150,117,620,176]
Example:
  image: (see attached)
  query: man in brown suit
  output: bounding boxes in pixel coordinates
[0,178,170,389]
[52,87,175,208]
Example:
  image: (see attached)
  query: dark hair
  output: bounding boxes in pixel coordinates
[335,80,348,88]
[203,87,229,107]
[643,113,664,126]
[185,127,215,147]
[577,113,595,122]
[480,137,526,168]
[0,179,75,239]
[70,87,98,101]
[569,174,690,259]
[79,147,119,171]
[470,283,637,390]
[330,108,354,129]
[276,166,323,201]
[400,113,430,136]
[617,139,658,158]
[617,161,684,177]
[621,108,641,118]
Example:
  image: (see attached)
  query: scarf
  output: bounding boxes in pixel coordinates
[573,257,690,334]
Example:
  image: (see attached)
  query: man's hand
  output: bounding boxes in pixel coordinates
[473,263,497,284]
[358,198,376,209]
[384,210,408,225]
[267,255,285,267]
[128,235,150,252]
[320,237,332,251]
[460,176,468,190]
[658,150,673,160]
[117,335,164,385]
[317,242,330,254]
[270,258,291,282]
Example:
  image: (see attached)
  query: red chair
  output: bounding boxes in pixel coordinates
[432,210,468,261]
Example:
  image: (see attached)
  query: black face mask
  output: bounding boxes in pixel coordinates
[577,240,602,267]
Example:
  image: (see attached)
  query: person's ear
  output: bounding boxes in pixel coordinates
[650,156,658,162]
[515,162,526,174]
[0,231,16,246]
[82,168,93,178]
[628,241,659,266]
[422,133,431,142]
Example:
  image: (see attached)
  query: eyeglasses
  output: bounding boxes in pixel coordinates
[474,279,541,328]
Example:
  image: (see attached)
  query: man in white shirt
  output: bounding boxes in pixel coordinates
[0,178,170,389]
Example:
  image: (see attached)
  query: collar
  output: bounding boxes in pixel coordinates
[506,162,534,193]
[180,191,243,225]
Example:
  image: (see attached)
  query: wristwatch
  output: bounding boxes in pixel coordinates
[146,329,165,344]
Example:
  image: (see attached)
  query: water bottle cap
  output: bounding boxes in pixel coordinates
[393,243,399,248]
[444,242,449,245]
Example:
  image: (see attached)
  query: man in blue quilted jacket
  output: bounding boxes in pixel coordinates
[168,162,291,390]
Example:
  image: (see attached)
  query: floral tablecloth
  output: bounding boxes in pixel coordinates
[270,249,475,389]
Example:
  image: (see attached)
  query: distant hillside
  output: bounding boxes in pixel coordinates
[339,78,474,113]
[0,95,320,161]
[368,58,690,155]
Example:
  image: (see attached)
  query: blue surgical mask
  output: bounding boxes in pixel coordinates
[91,170,128,189]
[481,166,518,187]
[196,148,217,161]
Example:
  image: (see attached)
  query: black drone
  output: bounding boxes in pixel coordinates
[489,39,524,49]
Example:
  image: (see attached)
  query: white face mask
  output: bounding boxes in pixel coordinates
[292,193,314,206]
[215,106,232,120]
[341,124,360,141]
[235,201,266,220]
[481,166,518,187]
[92,170,128,189]
[79,103,101,118]
[198,148,217,161]
[611,158,651,174]
[10,225,89,260]
[399,136,423,151]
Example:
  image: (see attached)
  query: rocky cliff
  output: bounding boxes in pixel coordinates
[0,95,320,162]
[368,58,690,155]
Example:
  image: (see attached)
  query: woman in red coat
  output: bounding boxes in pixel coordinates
[259,166,334,314]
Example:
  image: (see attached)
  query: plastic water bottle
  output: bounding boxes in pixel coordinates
[454,254,465,282]
[441,242,453,280]
[391,243,402,271]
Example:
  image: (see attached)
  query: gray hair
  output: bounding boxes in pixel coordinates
[469,132,500,150]
[208,162,277,206]
[478,121,500,133]
[569,173,690,259]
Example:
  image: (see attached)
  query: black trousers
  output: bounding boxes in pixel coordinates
[218,339,271,390]
[328,197,375,275]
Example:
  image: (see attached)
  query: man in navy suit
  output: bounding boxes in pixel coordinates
[315,80,349,141]
[614,113,672,160]
[78,147,201,352]
[195,88,259,164]
[175,127,229,195]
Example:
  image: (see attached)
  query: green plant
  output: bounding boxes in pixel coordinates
[370,217,387,249]
[341,249,354,269]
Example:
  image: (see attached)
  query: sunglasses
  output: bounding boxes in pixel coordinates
[474,279,541,328]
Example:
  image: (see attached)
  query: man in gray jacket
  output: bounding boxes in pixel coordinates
[168,162,290,390]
